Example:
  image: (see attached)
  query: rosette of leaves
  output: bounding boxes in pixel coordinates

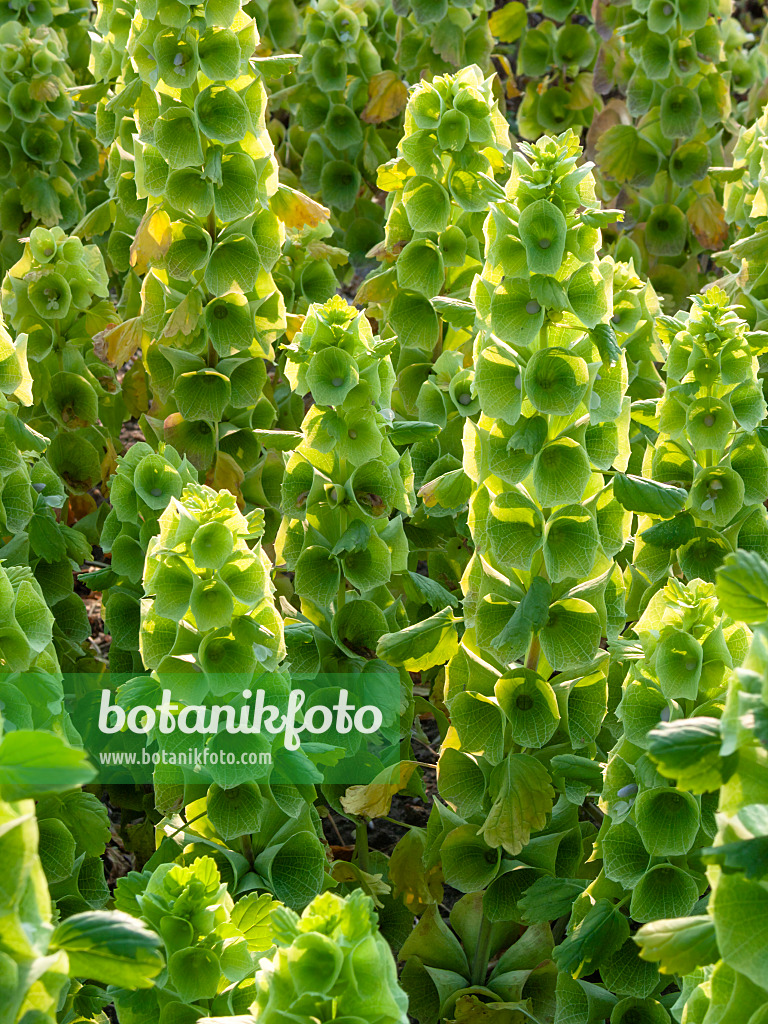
[90,0,289,482]
[398,894,559,1023]
[633,551,768,1023]
[507,0,603,141]
[111,854,278,1020]
[394,0,495,79]
[0,20,99,271]
[272,0,404,258]
[620,286,768,592]
[593,0,742,302]
[140,481,285,683]
[94,441,198,677]
[249,889,409,1024]
[278,295,423,675]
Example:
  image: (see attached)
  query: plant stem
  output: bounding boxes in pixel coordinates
[354,820,369,873]
[470,912,493,986]
[526,633,541,671]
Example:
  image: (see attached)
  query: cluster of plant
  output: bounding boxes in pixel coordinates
[590,0,764,306]
[1,2,768,1024]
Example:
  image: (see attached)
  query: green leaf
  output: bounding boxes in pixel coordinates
[480,754,554,856]
[403,569,459,610]
[553,898,630,979]
[613,474,688,517]
[51,910,164,988]
[710,873,768,987]
[400,903,470,978]
[629,864,699,924]
[250,53,302,78]
[230,891,279,952]
[633,788,700,857]
[518,877,587,925]
[377,607,459,672]
[418,468,472,517]
[640,512,696,549]
[634,916,719,976]
[646,718,728,793]
[492,577,552,655]
[716,550,768,624]
[539,599,602,671]
[169,947,221,1002]
[0,732,95,798]
[596,124,661,187]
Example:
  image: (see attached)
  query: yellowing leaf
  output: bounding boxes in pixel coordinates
[29,76,60,102]
[93,317,144,369]
[162,290,203,340]
[285,313,305,342]
[208,450,245,508]
[10,333,33,406]
[361,71,408,124]
[130,207,172,275]
[340,761,418,820]
[270,184,330,229]
[489,1,527,43]
[101,436,119,489]
[376,158,408,193]
[121,360,150,419]
[687,194,729,250]
[354,268,397,305]
[330,861,391,908]
[305,242,349,267]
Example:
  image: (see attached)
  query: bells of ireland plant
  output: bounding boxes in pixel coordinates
[456,127,630,709]
[360,64,510,354]
[579,575,749,1005]
[250,890,409,1024]
[632,551,768,1024]
[716,105,768,329]
[357,65,509,555]
[111,855,276,1020]
[1,227,122,494]
[0,21,98,272]
[276,0,402,258]
[593,0,748,302]
[141,481,285,685]
[278,295,423,676]
[623,286,768,595]
[0,722,161,1024]
[514,1,602,141]
[89,0,289,483]
[425,132,632,961]
[95,441,198,677]
[393,0,495,79]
